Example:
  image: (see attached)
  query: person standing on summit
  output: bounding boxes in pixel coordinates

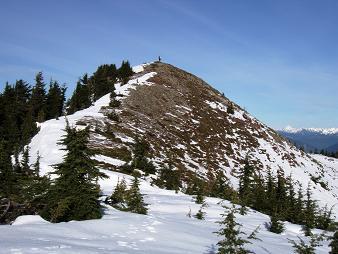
[158,56,161,62]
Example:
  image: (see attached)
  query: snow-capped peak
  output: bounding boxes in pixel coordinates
[281,126,338,135]
[282,125,302,133]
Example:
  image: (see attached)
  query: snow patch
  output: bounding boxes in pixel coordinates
[12,215,49,226]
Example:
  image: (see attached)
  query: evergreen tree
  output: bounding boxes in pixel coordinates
[32,151,41,177]
[238,160,254,207]
[42,122,107,222]
[267,213,285,234]
[130,137,156,175]
[21,146,30,176]
[118,60,134,84]
[155,162,181,191]
[251,172,266,212]
[329,231,338,254]
[0,140,15,198]
[294,184,305,224]
[67,74,91,114]
[107,178,128,210]
[316,205,335,231]
[275,169,287,218]
[0,83,21,151]
[215,205,251,254]
[21,108,38,146]
[20,152,50,211]
[14,80,32,138]
[209,171,236,201]
[126,176,148,215]
[30,72,46,122]
[46,80,66,119]
[91,64,118,100]
[227,103,235,114]
[302,184,317,236]
[194,186,205,204]
[194,202,207,220]
[265,169,276,213]
[109,89,121,108]
[289,234,323,254]
[285,174,298,223]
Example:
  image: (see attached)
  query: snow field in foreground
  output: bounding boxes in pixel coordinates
[0,170,332,254]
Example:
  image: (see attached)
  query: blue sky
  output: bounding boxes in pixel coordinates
[1,0,337,129]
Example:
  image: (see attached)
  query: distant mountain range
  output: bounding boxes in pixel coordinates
[277,126,338,152]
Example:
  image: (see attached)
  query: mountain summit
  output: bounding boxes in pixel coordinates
[27,61,338,213]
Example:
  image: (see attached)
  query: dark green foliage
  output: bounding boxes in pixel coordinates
[234,162,326,232]
[0,140,16,198]
[109,90,121,108]
[130,137,156,175]
[126,176,148,215]
[275,169,287,219]
[67,75,91,114]
[106,178,128,210]
[251,172,266,212]
[46,80,66,119]
[32,152,41,176]
[294,184,305,224]
[194,187,205,204]
[21,108,39,146]
[329,231,338,254]
[303,184,317,236]
[285,174,298,223]
[42,123,107,222]
[185,175,206,205]
[238,160,254,207]
[265,170,276,211]
[67,60,133,114]
[289,234,324,254]
[154,162,181,191]
[19,153,51,211]
[194,202,207,220]
[118,60,134,84]
[209,171,237,201]
[316,205,335,231]
[227,103,235,114]
[91,64,118,100]
[105,176,148,215]
[107,111,120,122]
[0,140,50,222]
[20,146,31,176]
[267,213,285,234]
[31,72,46,122]
[0,80,38,152]
[215,205,251,254]
[248,226,261,241]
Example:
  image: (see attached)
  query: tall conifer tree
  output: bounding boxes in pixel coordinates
[42,121,106,222]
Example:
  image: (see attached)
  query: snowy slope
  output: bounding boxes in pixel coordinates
[27,63,155,176]
[2,62,337,253]
[0,171,332,254]
[26,62,338,216]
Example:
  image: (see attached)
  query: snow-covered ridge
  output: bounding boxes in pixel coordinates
[281,125,338,135]
[3,62,338,253]
[27,65,157,175]
[132,62,153,73]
